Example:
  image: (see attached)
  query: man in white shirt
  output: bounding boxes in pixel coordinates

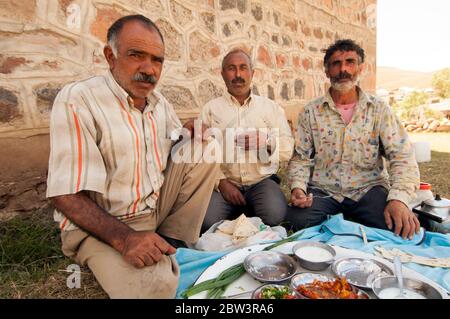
[199,49,294,232]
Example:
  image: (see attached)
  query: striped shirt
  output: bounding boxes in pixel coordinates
[47,71,182,231]
[287,87,419,205]
[200,92,294,186]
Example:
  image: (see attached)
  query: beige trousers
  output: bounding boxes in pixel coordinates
[61,153,219,299]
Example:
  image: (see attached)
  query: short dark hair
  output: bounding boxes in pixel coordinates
[323,39,365,68]
[107,14,164,52]
[222,48,253,70]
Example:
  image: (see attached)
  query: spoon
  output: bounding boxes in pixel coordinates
[393,256,405,298]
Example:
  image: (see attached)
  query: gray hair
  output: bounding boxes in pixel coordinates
[323,39,365,70]
[107,14,164,57]
[222,49,253,70]
[109,36,118,57]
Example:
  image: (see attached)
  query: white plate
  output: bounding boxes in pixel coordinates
[188,242,449,299]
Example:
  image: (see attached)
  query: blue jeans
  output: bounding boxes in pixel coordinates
[286,186,390,231]
[201,177,287,233]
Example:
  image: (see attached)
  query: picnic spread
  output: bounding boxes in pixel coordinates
[176,214,450,299]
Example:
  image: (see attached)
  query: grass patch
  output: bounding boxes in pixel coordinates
[1,214,61,276]
[418,151,450,199]
[0,212,106,298]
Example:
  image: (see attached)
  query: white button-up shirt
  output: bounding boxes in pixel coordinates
[200,92,294,186]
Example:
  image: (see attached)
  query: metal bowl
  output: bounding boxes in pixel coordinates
[244,251,297,283]
[290,272,336,290]
[372,276,445,299]
[331,257,393,289]
[292,241,336,271]
[290,272,370,299]
[252,283,300,299]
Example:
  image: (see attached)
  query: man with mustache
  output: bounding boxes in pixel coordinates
[287,39,421,240]
[46,15,218,298]
[199,49,294,233]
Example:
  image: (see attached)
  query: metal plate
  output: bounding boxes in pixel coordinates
[332,257,393,289]
[244,251,297,283]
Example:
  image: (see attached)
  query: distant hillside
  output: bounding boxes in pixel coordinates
[377,67,435,90]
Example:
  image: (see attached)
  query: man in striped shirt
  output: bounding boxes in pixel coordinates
[46,15,218,298]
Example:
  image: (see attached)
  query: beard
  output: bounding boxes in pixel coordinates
[330,73,360,93]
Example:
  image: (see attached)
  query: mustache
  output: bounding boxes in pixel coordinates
[332,71,352,81]
[231,77,245,84]
[132,72,157,85]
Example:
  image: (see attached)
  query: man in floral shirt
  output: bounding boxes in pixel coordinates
[287,39,420,240]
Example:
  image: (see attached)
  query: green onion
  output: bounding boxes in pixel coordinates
[181,263,245,298]
[262,231,303,251]
[207,286,225,299]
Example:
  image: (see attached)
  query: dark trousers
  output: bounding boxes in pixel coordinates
[201,177,287,233]
[286,186,390,231]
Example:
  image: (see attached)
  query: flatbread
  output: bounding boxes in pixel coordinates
[232,214,259,242]
[374,246,450,268]
[217,220,237,235]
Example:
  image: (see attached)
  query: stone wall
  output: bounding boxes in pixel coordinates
[0,0,377,217]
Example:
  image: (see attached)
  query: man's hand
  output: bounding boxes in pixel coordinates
[183,119,209,141]
[235,129,268,151]
[122,231,176,268]
[384,200,420,240]
[290,188,313,208]
[218,179,246,206]
[51,193,176,269]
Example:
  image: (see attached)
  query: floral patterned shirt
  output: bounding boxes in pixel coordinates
[287,87,419,205]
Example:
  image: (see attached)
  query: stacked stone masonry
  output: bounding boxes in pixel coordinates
[0,0,376,215]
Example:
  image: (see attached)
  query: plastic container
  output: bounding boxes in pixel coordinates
[409,182,434,210]
[417,182,434,203]
[413,142,431,163]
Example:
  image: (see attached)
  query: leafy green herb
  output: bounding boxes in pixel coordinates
[260,286,291,299]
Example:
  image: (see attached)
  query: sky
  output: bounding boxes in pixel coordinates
[377,0,450,72]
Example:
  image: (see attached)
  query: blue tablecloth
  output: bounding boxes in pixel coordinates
[176,214,450,298]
